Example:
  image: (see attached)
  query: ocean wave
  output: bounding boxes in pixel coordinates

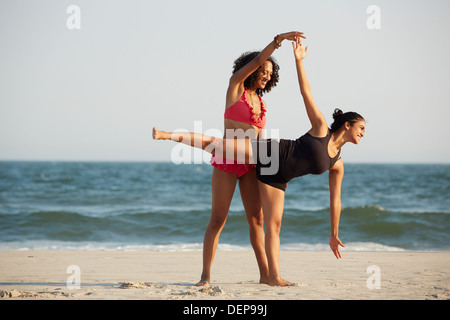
[2,162,449,252]
[1,204,449,251]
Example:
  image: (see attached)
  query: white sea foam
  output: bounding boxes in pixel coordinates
[281,242,405,252]
[0,240,405,252]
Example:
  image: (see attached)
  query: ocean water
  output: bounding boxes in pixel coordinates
[0,161,449,251]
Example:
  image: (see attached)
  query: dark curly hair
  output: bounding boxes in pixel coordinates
[232,51,280,96]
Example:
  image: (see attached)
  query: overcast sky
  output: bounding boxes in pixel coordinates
[1,0,449,163]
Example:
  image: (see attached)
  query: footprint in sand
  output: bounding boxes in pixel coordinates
[0,289,72,298]
[119,282,165,289]
[171,285,225,298]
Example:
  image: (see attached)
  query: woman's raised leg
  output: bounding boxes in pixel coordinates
[153,127,255,164]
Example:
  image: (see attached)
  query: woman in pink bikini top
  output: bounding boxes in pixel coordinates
[198,32,306,287]
[210,87,267,175]
[224,87,267,130]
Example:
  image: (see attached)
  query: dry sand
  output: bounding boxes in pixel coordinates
[0,250,448,300]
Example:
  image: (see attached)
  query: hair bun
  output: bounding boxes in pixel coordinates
[332,108,344,120]
[330,109,364,132]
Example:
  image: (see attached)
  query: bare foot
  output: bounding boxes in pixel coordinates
[196,279,210,287]
[267,278,292,287]
[259,277,270,285]
[152,127,160,140]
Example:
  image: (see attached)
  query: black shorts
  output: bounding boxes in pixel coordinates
[252,139,289,191]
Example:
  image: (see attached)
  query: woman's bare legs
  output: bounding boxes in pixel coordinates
[198,168,270,286]
[239,169,269,284]
[197,167,237,286]
[258,181,291,286]
[154,127,267,284]
[152,127,254,163]
[152,127,216,149]
[154,127,292,285]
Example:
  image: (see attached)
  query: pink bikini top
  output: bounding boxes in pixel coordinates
[224,88,266,129]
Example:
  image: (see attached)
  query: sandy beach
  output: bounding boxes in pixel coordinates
[0,250,448,300]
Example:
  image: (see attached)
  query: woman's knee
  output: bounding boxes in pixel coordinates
[246,210,264,228]
[265,219,282,235]
[208,213,227,231]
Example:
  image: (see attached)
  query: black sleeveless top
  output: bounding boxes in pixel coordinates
[255,130,341,191]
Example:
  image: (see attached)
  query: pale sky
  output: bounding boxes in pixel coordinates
[1,0,449,163]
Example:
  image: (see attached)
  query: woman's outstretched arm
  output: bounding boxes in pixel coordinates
[328,159,345,259]
[292,37,328,137]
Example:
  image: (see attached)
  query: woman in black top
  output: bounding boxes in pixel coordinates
[153,36,366,286]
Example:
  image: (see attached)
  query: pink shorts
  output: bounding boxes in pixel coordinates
[210,156,255,177]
